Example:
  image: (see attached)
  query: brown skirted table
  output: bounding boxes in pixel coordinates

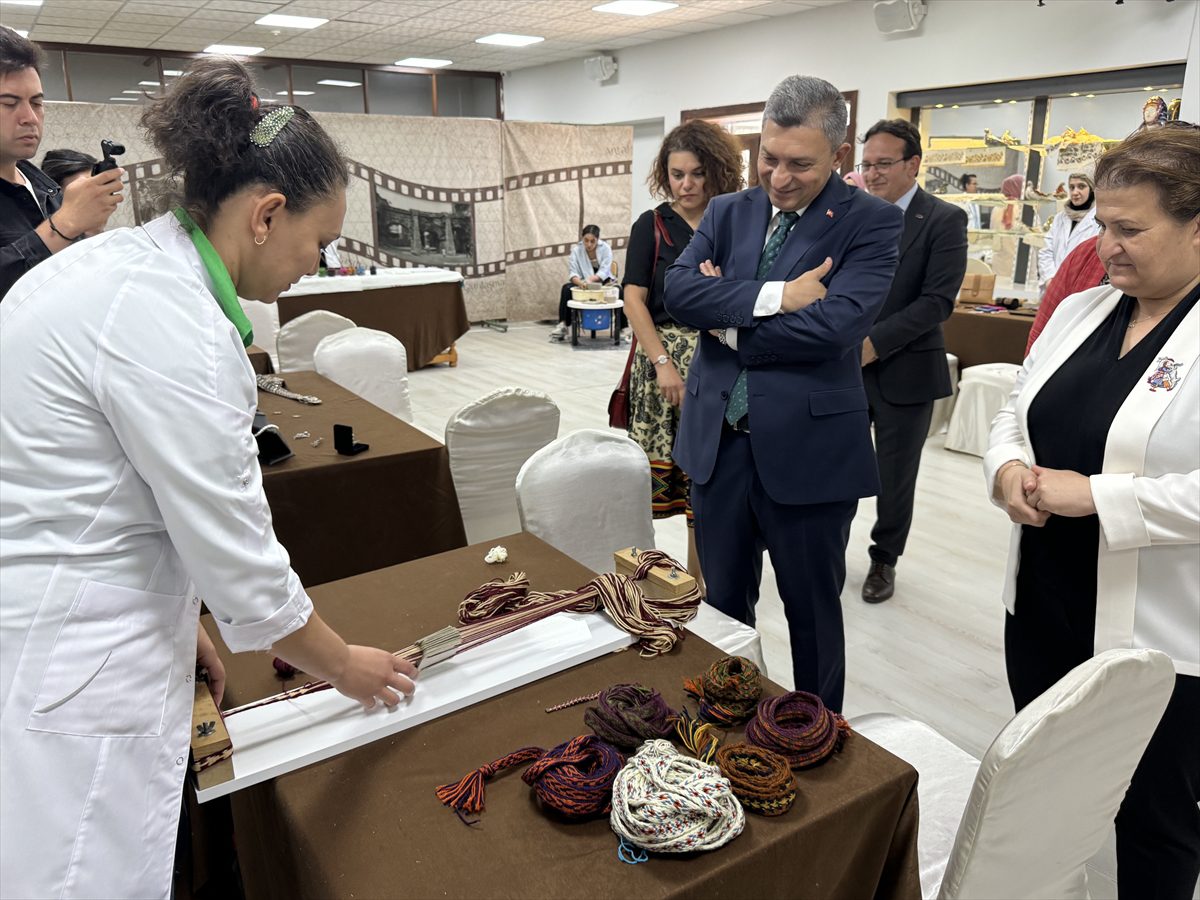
[258,371,466,586]
[247,344,273,375]
[943,307,1035,371]
[210,533,921,900]
[275,278,469,371]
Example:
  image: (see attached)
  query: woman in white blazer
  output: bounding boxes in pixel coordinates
[0,59,417,899]
[1037,172,1101,291]
[985,126,1200,898]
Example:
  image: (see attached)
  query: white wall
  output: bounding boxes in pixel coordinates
[505,0,1197,185]
[624,118,665,217]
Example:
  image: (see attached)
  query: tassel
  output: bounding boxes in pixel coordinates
[435,747,544,814]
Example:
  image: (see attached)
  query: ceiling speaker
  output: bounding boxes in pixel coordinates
[584,55,618,84]
[873,0,927,34]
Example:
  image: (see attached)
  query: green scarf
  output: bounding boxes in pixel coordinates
[172,207,254,348]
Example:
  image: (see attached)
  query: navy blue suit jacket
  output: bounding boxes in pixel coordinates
[664,175,904,506]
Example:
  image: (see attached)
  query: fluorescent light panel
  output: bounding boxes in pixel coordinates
[317,79,361,87]
[276,90,314,96]
[592,0,677,15]
[203,44,265,56]
[394,57,453,68]
[109,97,137,101]
[138,80,159,86]
[255,14,327,29]
[475,33,543,47]
[163,69,183,77]
[1,1,43,7]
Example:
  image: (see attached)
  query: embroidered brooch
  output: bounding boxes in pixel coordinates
[1147,356,1181,392]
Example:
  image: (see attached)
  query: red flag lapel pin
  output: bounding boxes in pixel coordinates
[825,208,834,218]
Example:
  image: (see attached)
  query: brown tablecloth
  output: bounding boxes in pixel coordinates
[944,307,1034,371]
[258,371,466,585]
[247,344,273,375]
[212,533,920,900]
[275,281,469,371]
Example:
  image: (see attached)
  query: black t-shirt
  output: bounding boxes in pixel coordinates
[622,202,695,326]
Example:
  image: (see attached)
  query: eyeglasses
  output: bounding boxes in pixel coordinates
[856,156,914,174]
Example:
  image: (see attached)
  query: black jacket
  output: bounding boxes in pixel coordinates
[0,160,63,299]
[868,187,968,405]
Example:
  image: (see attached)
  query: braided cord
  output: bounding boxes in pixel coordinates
[745,691,851,770]
[610,739,744,854]
[584,683,676,751]
[683,655,763,725]
[715,743,797,816]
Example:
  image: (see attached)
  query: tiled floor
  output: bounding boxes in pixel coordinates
[409,322,1014,757]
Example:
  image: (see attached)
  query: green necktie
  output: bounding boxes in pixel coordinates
[724,210,799,426]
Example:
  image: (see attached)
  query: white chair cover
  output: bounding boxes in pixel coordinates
[239,298,281,370]
[853,648,1176,900]
[313,327,412,423]
[944,362,1020,457]
[275,310,355,372]
[445,388,560,545]
[515,429,764,668]
[516,429,653,574]
[928,352,959,437]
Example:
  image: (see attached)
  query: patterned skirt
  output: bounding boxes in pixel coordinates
[627,323,698,523]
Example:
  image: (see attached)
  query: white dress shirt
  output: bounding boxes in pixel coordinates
[726,203,810,350]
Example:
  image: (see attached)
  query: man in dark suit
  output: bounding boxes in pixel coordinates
[858,119,968,602]
[664,75,903,711]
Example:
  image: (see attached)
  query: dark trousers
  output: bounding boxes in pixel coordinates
[863,366,934,567]
[1008,609,1200,899]
[691,426,856,711]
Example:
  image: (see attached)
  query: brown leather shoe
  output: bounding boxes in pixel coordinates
[862,562,895,603]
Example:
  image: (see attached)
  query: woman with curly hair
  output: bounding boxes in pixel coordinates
[621,119,744,586]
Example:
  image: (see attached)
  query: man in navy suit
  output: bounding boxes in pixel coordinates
[664,75,903,711]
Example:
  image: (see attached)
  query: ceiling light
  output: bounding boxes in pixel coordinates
[203,44,265,56]
[951,104,960,109]
[109,97,138,101]
[993,98,1004,103]
[1086,94,1096,99]
[1,1,43,6]
[122,90,144,94]
[317,79,361,87]
[276,90,314,96]
[1070,91,1080,96]
[14,29,29,36]
[138,81,160,86]
[1008,99,1017,104]
[475,33,544,47]
[255,14,327,29]
[1143,85,1155,91]
[163,69,183,77]
[394,57,453,68]
[934,103,944,108]
[592,0,678,15]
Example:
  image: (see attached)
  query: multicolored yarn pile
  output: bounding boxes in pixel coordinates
[683,655,764,726]
[609,739,744,853]
[745,691,850,769]
[715,744,797,817]
[435,735,624,821]
[583,683,677,751]
[672,708,721,764]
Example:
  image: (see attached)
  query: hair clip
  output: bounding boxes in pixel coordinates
[250,107,296,148]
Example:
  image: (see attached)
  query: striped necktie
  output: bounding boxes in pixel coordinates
[724,210,800,426]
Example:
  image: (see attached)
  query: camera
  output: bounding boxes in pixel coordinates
[91,139,125,176]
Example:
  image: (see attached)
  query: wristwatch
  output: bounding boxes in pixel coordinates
[653,354,670,366]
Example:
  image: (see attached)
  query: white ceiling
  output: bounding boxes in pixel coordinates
[1,0,850,72]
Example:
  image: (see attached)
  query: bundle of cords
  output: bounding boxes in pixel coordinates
[672,707,721,764]
[584,683,677,751]
[435,735,624,822]
[683,655,763,726]
[715,744,797,817]
[610,739,744,854]
[745,691,850,769]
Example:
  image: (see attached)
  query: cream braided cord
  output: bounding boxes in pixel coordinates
[610,739,745,853]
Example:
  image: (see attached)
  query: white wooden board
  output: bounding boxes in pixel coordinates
[196,612,632,803]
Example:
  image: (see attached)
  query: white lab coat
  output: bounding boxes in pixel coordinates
[0,214,314,898]
[985,285,1200,675]
[1037,205,1100,290]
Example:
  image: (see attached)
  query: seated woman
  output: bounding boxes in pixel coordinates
[550,224,616,341]
[986,125,1199,898]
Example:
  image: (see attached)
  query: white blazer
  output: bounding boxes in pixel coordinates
[0,214,314,898]
[1037,206,1101,289]
[985,285,1200,675]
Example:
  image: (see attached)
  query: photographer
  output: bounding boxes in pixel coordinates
[0,27,124,298]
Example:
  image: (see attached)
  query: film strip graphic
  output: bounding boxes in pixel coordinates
[504,160,633,192]
[504,235,629,267]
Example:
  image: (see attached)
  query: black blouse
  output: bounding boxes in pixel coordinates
[622,202,695,326]
[1016,284,1200,635]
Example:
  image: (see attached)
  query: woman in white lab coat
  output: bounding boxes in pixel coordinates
[0,59,417,899]
[1037,171,1101,291]
[986,127,1200,897]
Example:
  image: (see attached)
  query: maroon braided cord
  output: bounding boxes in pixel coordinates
[745,691,851,770]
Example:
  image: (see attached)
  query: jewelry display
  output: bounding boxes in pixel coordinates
[256,374,322,405]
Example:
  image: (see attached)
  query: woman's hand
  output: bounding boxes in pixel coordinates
[656,360,685,407]
[1027,466,1097,517]
[699,260,723,278]
[196,624,226,708]
[586,274,602,284]
[329,646,418,710]
[1000,464,1049,527]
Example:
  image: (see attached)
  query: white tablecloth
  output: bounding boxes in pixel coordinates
[282,267,464,298]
